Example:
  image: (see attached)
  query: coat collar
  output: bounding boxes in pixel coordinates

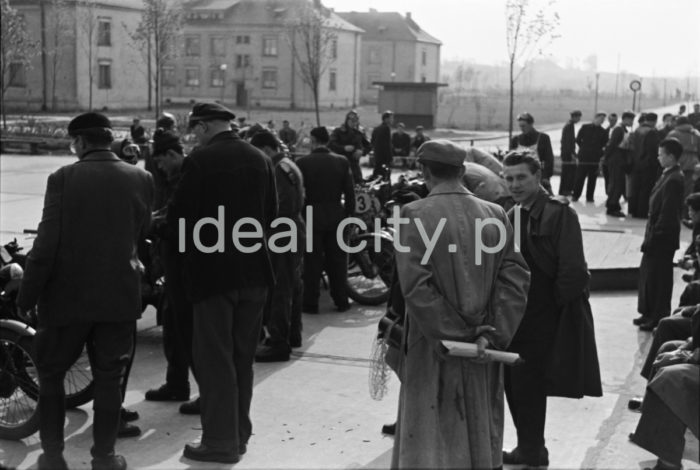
[521,187,550,220]
[427,181,472,197]
[310,146,331,154]
[208,130,240,145]
[77,149,121,163]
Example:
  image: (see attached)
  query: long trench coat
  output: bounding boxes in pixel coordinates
[393,182,530,469]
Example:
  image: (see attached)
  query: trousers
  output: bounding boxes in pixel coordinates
[35,321,135,457]
[572,161,599,201]
[193,287,267,451]
[303,228,348,309]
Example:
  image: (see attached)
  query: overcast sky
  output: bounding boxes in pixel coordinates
[324,0,700,79]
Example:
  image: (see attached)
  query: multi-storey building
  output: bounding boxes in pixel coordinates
[337,10,441,103]
[166,0,363,109]
[5,0,147,111]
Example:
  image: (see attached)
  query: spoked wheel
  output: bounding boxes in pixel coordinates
[0,329,40,440]
[64,346,94,409]
[346,237,394,306]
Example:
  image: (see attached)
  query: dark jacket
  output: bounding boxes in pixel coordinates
[168,131,278,302]
[576,123,608,162]
[17,151,154,326]
[630,124,662,174]
[371,122,394,165]
[130,124,147,144]
[271,152,305,250]
[508,189,602,398]
[560,121,577,161]
[296,146,355,231]
[642,165,684,254]
[411,134,430,151]
[509,130,554,179]
[328,124,370,159]
[392,132,411,157]
[604,124,628,168]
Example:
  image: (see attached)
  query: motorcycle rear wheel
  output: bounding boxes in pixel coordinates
[346,237,394,306]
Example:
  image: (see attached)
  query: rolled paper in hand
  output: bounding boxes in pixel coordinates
[441,340,523,365]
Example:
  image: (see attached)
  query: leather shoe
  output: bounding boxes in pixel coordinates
[91,454,127,470]
[633,315,649,326]
[502,447,549,466]
[183,443,239,464]
[606,210,626,218]
[145,383,189,401]
[38,453,68,470]
[120,407,139,423]
[639,320,658,332]
[381,422,396,435]
[627,397,643,411]
[255,345,290,362]
[117,420,141,438]
[179,397,200,415]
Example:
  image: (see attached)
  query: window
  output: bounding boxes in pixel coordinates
[329,69,337,91]
[421,49,427,66]
[262,68,277,89]
[235,54,250,68]
[210,68,225,87]
[98,61,112,89]
[330,39,337,59]
[8,62,26,87]
[262,36,278,57]
[367,73,380,89]
[185,36,201,57]
[162,66,175,87]
[185,67,200,87]
[369,47,381,64]
[236,35,250,44]
[97,18,111,46]
[210,37,225,57]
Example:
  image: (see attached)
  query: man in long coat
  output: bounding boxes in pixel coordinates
[502,152,602,467]
[393,140,530,469]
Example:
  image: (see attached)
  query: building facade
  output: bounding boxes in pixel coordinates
[5,0,147,112]
[337,10,441,103]
[164,0,363,110]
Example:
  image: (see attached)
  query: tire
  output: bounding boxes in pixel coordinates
[0,328,40,440]
[64,346,94,409]
[346,237,394,306]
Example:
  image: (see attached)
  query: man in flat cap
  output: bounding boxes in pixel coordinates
[371,110,395,180]
[17,112,154,470]
[168,102,277,464]
[392,139,529,469]
[510,113,554,194]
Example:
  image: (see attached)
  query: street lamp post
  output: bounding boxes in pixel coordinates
[220,63,227,104]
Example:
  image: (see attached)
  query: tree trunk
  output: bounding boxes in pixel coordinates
[147,31,152,112]
[508,59,514,143]
[313,83,320,127]
[1,87,6,131]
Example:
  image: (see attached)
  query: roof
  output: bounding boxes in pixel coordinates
[183,0,239,11]
[337,11,441,45]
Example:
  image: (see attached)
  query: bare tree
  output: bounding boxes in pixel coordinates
[77,0,98,110]
[285,0,337,126]
[46,0,74,110]
[505,0,559,140]
[128,0,183,120]
[1,0,38,129]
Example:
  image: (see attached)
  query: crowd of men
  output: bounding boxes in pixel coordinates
[12,100,700,470]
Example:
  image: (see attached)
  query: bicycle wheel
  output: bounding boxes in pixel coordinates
[0,328,40,440]
[64,346,94,409]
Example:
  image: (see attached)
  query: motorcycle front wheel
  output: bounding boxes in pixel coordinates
[0,328,40,440]
[346,236,394,306]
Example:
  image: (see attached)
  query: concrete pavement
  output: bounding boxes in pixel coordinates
[1,154,699,469]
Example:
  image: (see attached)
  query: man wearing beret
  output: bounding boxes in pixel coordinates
[392,139,529,469]
[17,112,154,470]
[168,102,277,464]
[502,152,601,467]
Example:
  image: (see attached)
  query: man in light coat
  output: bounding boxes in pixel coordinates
[392,139,530,469]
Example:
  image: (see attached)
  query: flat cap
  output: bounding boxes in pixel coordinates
[517,112,534,124]
[416,139,466,168]
[68,112,112,137]
[686,192,700,211]
[570,110,582,117]
[188,102,236,126]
